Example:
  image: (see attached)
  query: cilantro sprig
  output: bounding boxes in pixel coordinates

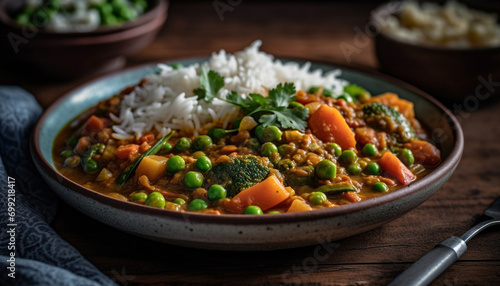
[194,66,225,102]
[193,69,309,131]
[225,83,309,131]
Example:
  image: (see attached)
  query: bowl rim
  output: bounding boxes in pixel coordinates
[31,57,464,226]
[370,0,500,52]
[0,0,168,37]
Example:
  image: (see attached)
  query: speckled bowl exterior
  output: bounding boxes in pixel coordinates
[372,1,500,103]
[31,59,464,250]
[0,0,168,80]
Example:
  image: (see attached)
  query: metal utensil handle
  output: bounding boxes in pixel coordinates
[388,236,467,286]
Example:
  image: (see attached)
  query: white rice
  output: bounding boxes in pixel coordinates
[111,41,347,140]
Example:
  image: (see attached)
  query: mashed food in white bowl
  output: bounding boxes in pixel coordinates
[380,1,500,48]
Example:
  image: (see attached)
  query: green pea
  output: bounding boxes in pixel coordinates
[260,142,278,157]
[195,156,212,172]
[347,163,362,175]
[232,118,242,129]
[193,135,213,151]
[85,159,99,173]
[64,155,81,168]
[267,211,281,214]
[207,184,227,201]
[340,150,358,164]
[212,128,226,142]
[166,155,185,173]
[244,205,263,215]
[188,199,207,211]
[365,162,381,175]
[262,126,283,142]
[326,143,342,157]
[276,159,297,171]
[278,143,296,156]
[184,171,204,189]
[399,148,415,166]
[338,93,353,103]
[362,143,378,157]
[162,142,172,153]
[130,192,148,203]
[145,192,166,208]
[357,91,371,103]
[307,86,320,93]
[372,182,389,192]
[192,151,205,159]
[173,198,186,205]
[309,192,327,205]
[244,138,260,150]
[174,137,191,152]
[289,101,304,109]
[60,150,73,158]
[315,159,337,180]
[322,89,333,97]
[207,127,217,138]
[255,125,265,142]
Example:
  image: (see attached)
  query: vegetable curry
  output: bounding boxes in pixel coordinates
[53,77,441,215]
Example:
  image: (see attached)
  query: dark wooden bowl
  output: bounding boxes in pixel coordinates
[0,0,168,80]
[372,1,500,103]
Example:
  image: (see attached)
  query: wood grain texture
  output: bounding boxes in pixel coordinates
[2,1,499,285]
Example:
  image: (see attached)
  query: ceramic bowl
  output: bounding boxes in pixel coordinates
[0,0,168,80]
[372,1,500,103]
[31,59,464,250]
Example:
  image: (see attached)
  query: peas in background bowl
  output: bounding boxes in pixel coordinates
[15,0,149,33]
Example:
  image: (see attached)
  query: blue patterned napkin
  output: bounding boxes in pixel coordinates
[0,87,116,286]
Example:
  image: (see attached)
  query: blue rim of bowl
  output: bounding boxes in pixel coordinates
[31,57,464,226]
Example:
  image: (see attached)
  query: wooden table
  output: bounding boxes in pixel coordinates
[3,1,499,285]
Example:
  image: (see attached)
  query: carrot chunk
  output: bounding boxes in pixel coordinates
[308,104,356,150]
[115,144,140,160]
[83,115,105,133]
[379,151,416,186]
[227,175,290,214]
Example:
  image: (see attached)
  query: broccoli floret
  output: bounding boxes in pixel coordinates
[363,102,417,143]
[207,155,270,197]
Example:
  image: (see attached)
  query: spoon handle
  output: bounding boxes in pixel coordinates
[388,236,467,286]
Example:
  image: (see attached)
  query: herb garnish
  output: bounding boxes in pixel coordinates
[194,69,309,131]
[225,83,309,131]
[194,66,225,102]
